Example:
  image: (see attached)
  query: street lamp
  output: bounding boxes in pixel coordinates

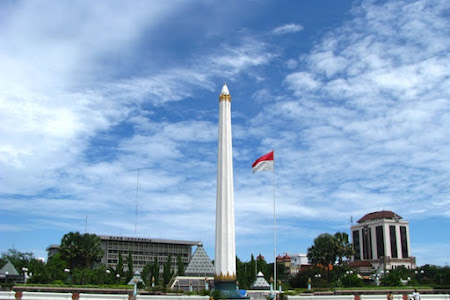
[22,267,28,284]
[64,268,71,285]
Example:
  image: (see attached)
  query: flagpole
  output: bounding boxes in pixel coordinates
[273,150,277,298]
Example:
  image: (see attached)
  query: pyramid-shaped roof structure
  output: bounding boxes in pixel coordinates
[250,271,270,290]
[184,242,214,276]
[0,260,20,276]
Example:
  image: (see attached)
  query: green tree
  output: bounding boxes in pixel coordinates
[59,232,104,270]
[176,255,185,276]
[142,263,152,286]
[333,232,353,265]
[163,255,173,286]
[27,258,49,284]
[342,273,363,287]
[1,249,34,271]
[46,253,68,283]
[236,257,249,289]
[153,257,160,286]
[126,252,134,283]
[116,252,124,281]
[307,233,337,280]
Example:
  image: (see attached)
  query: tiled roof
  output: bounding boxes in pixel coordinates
[184,243,214,276]
[250,271,270,290]
[0,260,20,276]
[357,210,402,223]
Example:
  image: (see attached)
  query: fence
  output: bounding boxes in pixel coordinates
[360,295,404,300]
[21,291,73,300]
[287,295,450,300]
[0,291,15,300]
[136,296,209,300]
[79,293,129,300]
[288,295,355,300]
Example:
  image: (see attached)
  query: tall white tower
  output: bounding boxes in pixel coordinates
[214,84,243,298]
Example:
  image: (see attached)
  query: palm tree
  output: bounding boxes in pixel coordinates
[333,232,353,265]
[60,232,104,270]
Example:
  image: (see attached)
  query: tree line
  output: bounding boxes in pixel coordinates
[2,231,449,289]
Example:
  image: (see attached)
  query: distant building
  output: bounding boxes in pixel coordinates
[289,253,311,274]
[350,210,416,274]
[46,244,60,260]
[99,235,199,273]
[48,235,199,274]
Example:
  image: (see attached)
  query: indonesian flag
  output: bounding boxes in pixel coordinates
[252,151,274,173]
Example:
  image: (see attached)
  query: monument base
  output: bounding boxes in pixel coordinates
[213,280,248,299]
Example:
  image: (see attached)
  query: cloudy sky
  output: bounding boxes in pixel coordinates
[1,0,449,267]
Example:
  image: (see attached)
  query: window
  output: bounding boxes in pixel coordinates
[376,226,385,258]
[352,230,361,260]
[400,226,409,258]
[362,226,372,259]
[389,226,398,258]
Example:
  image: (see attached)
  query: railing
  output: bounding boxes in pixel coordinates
[0,291,15,300]
[21,291,73,300]
[288,295,355,300]
[79,293,129,300]
[287,295,450,300]
[136,296,209,300]
[407,295,450,300]
[360,295,404,300]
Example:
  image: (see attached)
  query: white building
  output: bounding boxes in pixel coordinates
[350,210,416,273]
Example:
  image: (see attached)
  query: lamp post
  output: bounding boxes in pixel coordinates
[105,269,110,285]
[270,277,274,300]
[22,267,28,284]
[64,268,71,285]
[116,273,120,286]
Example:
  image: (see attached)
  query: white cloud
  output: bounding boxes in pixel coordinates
[272,24,303,35]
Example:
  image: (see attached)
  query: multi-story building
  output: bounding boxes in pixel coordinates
[99,235,199,273]
[350,210,416,273]
[47,235,199,274]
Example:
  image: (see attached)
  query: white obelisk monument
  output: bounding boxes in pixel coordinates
[214,84,243,298]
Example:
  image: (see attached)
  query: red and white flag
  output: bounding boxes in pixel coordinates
[252,151,274,173]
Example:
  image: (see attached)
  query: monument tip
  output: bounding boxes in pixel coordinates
[220,83,230,96]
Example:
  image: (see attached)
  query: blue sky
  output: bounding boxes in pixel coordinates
[0,0,449,267]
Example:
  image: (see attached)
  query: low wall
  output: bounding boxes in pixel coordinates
[287,294,450,300]
[0,291,15,300]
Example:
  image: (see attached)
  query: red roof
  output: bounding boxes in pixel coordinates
[357,210,402,223]
[349,260,372,267]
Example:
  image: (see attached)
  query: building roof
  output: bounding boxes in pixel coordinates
[357,210,402,223]
[184,243,214,276]
[0,260,20,276]
[98,235,199,246]
[250,271,270,290]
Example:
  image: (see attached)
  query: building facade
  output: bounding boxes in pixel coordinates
[99,235,199,273]
[350,211,416,273]
[48,235,199,274]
